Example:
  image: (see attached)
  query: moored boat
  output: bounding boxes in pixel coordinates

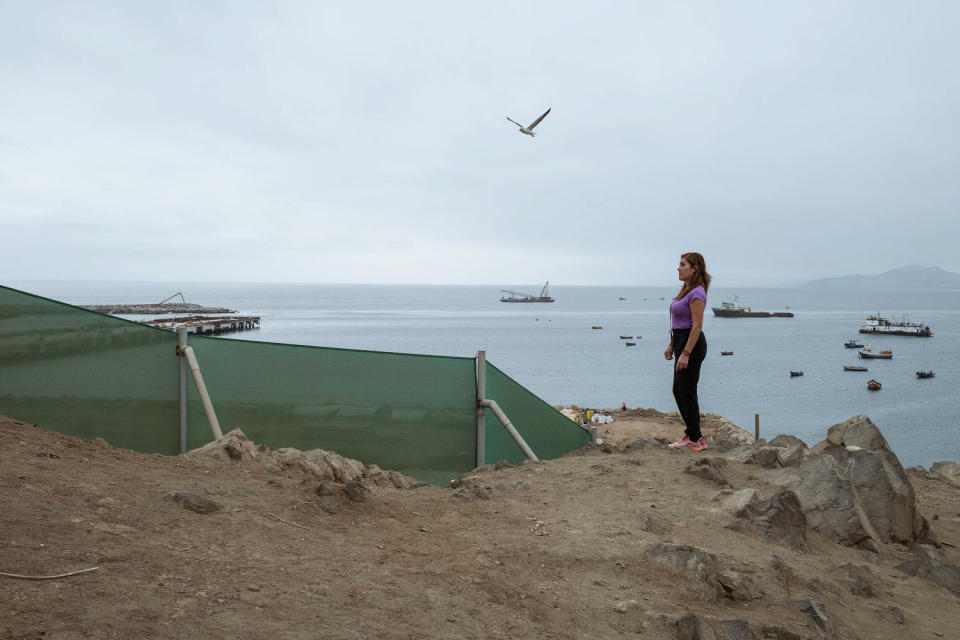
[712,296,794,318]
[619,336,633,339]
[867,379,882,390]
[858,347,893,360]
[790,371,804,377]
[844,339,865,349]
[625,342,636,347]
[844,365,868,372]
[591,326,603,330]
[916,371,935,379]
[859,314,933,337]
[720,351,733,356]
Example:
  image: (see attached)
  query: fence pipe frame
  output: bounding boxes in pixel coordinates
[476,350,486,468]
[176,343,224,441]
[478,398,539,461]
[178,328,188,454]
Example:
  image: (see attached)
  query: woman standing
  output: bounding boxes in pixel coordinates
[664,253,711,451]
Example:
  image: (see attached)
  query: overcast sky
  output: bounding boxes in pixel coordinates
[2,1,958,286]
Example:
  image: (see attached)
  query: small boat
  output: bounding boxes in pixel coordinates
[720,351,733,356]
[867,379,882,390]
[844,339,865,349]
[916,371,935,379]
[844,365,868,372]
[790,371,804,377]
[591,326,603,330]
[618,297,626,301]
[625,342,636,347]
[858,347,893,360]
[619,335,633,339]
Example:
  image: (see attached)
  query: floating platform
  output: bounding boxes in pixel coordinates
[142,315,260,335]
[83,303,236,315]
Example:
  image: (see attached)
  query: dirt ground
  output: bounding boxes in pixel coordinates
[2,411,958,639]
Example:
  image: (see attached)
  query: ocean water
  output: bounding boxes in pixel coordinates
[11,280,960,469]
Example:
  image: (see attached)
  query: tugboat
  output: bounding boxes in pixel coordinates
[916,371,935,379]
[712,297,794,318]
[859,314,933,337]
[844,339,865,349]
[859,347,893,360]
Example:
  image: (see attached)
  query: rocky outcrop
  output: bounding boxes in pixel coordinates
[895,545,960,596]
[756,417,935,549]
[930,461,960,488]
[188,429,421,489]
[736,489,808,551]
[647,543,722,598]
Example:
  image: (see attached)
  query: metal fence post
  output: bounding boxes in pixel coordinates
[178,328,188,454]
[476,350,486,468]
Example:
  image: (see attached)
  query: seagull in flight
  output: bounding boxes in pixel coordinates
[506,107,551,137]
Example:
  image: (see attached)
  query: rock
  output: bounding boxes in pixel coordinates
[623,437,668,452]
[677,613,717,640]
[722,488,760,515]
[640,510,673,535]
[738,489,808,551]
[613,599,640,613]
[718,619,755,640]
[768,555,790,585]
[930,461,960,488]
[717,570,764,601]
[787,599,831,638]
[343,479,366,502]
[647,543,720,597]
[846,449,921,544]
[757,627,808,640]
[777,443,808,468]
[758,455,872,547]
[894,544,960,596]
[315,480,337,496]
[172,492,220,514]
[188,429,260,461]
[838,563,874,596]
[887,606,905,624]
[768,435,808,449]
[600,442,618,454]
[708,436,745,453]
[817,415,900,467]
[494,460,512,470]
[730,447,781,469]
[684,457,731,487]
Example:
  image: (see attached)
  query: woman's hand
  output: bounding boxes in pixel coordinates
[664,345,674,360]
[675,352,689,371]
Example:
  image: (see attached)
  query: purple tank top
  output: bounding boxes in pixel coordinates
[670,286,706,329]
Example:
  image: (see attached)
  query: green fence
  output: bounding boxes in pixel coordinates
[0,285,589,484]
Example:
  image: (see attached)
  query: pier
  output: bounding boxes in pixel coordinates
[142,315,260,335]
[83,303,236,315]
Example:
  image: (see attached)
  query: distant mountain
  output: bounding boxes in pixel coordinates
[804,266,960,289]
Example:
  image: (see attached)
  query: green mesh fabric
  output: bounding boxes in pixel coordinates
[0,285,589,486]
[0,285,180,453]
[185,335,477,485]
[483,362,590,465]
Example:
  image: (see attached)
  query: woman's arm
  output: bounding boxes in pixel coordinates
[676,298,705,371]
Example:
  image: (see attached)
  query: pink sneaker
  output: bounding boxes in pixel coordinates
[668,436,693,448]
[688,438,708,452]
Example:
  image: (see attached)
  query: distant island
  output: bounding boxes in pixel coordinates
[804,265,960,289]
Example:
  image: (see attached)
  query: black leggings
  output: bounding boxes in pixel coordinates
[671,329,707,441]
